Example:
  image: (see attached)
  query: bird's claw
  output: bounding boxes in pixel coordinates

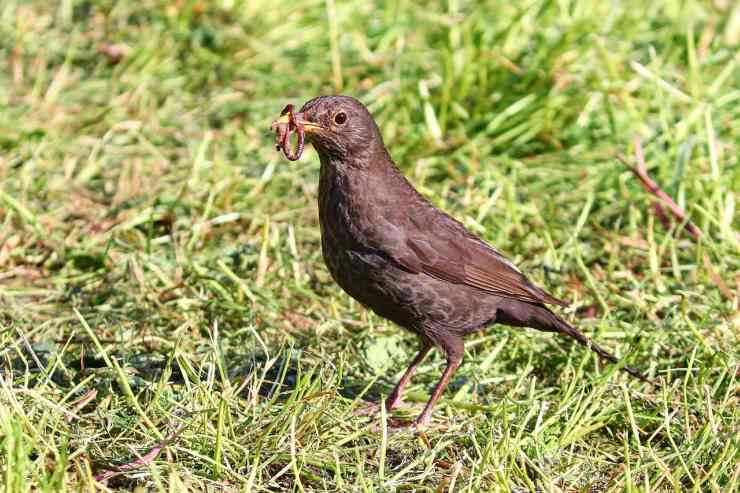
[351,402,383,417]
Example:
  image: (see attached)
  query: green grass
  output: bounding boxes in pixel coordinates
[1,0,738,491]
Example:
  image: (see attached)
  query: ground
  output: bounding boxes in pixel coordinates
[0,0,738,491]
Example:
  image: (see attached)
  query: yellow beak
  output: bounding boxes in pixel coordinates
[272,112,323,132]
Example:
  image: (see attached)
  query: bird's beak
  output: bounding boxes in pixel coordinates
[272,112,323,132]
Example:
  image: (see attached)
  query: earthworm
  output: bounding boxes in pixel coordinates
[271,104,304,161]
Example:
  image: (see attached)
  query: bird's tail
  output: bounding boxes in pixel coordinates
[496,301,651,383]
[539,308,651,383]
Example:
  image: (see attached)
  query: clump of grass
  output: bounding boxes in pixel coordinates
[1,0,738,491]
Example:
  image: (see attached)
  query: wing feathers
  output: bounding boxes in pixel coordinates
[401,235,567,307]
[376,197,567,307]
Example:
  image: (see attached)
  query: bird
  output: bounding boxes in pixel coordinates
[271,95,649,429]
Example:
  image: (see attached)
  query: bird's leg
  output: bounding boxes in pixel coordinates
[414,337,464,428]
[414,356,462,428]
[353,340,432,419]
[385,341,433,410]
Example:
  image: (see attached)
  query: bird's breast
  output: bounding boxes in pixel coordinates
[317,163,375,249]
[317,164,404,308]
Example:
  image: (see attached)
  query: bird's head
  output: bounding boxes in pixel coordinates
[272,95,386,164]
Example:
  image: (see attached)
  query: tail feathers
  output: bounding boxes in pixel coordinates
[540,309,652,384]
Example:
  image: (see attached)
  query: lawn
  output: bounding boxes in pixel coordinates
[0,0,738,491]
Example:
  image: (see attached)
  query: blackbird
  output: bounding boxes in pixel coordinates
[271,95,649,428]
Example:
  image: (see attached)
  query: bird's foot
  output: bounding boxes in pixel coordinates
[413,412,431,431]
[351,401,382,417]
[370,417,417,433]
[351,405,450,434]
[367,415,449,435]
[352,399,424,417]
[413,418,451,434]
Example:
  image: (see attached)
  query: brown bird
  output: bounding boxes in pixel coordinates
[272,95,648,428]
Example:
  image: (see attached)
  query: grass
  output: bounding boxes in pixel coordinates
[0,0,738,490]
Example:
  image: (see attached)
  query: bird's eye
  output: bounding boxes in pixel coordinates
[333,112,348,125]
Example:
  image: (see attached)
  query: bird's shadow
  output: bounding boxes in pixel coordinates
[36,348,400,404]
[3,324,631,409]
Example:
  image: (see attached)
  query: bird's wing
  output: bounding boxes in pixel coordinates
[406,233,567,306]
[373,208,568,307]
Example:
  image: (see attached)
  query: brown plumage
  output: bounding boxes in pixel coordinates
[272,95,649,428]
